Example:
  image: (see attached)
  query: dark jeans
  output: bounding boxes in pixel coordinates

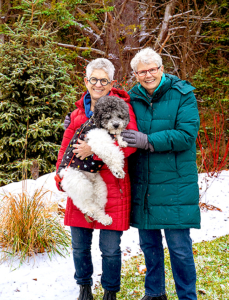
[139,229,197,300]
[70,226,123,292]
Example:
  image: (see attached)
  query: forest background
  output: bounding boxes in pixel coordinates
[0,0,228,186]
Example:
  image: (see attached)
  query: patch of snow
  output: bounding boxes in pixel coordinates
[0,171,228,299]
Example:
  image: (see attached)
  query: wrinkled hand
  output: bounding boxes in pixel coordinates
[64,112,71,130]
[73,139,93,159]
[121,130,154,151]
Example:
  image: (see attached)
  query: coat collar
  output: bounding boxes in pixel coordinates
[74,87,131,111]
[129,74,195,104]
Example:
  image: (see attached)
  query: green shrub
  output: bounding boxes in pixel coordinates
[0,16,77,185]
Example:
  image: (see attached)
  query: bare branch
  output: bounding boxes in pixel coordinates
[76,56,90,63]
[154,0,177,51]
[170,10,193,19]
[138,0,149,44]
[123,46,143,52]
[169,26,187,31]
[107,12,114,23]
[72,21,104,46]
[193,0,200,15]
[76,7,101,35]
[161,53,180,59]
[56,43,106,55]
[117,0,130,20]
[139,24,161,45]
[91,0,108,47]
[158,33,172,54]
[161,46,180,76]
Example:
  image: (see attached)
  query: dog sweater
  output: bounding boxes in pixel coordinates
[57,118,105,174]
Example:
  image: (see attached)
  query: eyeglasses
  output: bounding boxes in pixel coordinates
[136,66,161,77]
[88,77,111,86]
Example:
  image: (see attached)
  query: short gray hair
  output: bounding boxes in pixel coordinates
[130,48,163,72]
[86,58,115,81]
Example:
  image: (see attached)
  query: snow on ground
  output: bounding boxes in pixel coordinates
[0,171,228,300]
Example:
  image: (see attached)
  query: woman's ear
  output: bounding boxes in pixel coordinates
[134,72,139,82]
[109,80,115,90]
[84,77,89,88]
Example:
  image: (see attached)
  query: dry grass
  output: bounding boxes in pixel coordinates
[0,188,71,266]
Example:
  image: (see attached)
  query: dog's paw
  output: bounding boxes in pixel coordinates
[99,215,113,226]
[111,167,125,179]
[85,209,94,218]
[119,140,128,148]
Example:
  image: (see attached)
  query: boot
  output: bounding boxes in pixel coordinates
[78,284,93,300]
[141,295,167,300]
[103,289,117,300]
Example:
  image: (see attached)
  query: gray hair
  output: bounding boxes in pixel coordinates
[86,58,115,81]
[130,48,163,72]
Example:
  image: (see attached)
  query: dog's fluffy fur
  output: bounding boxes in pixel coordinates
[59,96,130,226]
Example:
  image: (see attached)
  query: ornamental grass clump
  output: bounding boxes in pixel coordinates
[0,189,71,266]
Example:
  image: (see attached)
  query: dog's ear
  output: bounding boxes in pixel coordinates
[118,98,130,127]
[93,97,106,128]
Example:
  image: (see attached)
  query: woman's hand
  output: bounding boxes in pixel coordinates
[121,130,148,149]
[73,139,93,159]
[64,112,71,130]
[121,129,154,151]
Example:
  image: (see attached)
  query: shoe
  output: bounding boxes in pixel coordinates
[78,284,93,300]
[141,295,167,300]
[103,289,117,300]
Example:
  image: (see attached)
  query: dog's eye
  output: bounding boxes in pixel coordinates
[118,115,123,119]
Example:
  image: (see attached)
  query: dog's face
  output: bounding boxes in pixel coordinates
[93,96,130,134]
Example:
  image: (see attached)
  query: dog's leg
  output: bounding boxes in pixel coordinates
[60,167,112,225]
[83,173,112,226]
[86,129,125,179]
[92,173,108,209]
[91,173,112,225]
[60,167,98,218]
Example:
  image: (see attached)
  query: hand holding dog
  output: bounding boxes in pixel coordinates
[73,139,93,159]
[121,130,148,149]
[121,130,154,151]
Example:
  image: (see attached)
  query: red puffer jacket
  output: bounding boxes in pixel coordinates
[56,88,138,231]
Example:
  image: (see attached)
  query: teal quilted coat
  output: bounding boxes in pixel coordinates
[128,74,201,229]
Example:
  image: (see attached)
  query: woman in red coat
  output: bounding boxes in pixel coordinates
[56,58,138,300]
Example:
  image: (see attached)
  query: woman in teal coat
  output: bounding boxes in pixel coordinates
[121,48,200,300]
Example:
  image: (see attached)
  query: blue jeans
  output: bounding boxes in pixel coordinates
[139,229,197,300]
[70,227,123,292]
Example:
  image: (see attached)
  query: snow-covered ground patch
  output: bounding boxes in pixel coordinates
[0,171,228,300]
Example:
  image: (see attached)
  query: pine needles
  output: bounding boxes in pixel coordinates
[0,189,71,266]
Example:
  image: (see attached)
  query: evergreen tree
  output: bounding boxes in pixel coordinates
[0,7,77,185]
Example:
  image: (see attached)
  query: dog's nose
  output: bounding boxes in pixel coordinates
[113,123,119,129]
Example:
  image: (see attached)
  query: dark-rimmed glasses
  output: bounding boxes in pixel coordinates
[88,77,111,86]
[136,66,161,77]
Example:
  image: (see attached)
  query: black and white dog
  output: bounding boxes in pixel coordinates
[57,96,130,225]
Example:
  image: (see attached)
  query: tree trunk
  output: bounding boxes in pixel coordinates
[106,0,140,81]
